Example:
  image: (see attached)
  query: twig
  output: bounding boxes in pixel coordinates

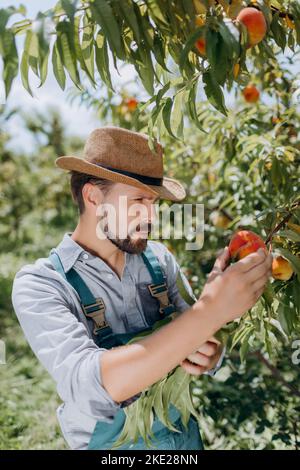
[265,201,300,245]
[253,351,300,398]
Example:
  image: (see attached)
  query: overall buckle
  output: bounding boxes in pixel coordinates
[82,298,108,334]
[148,283,171,315]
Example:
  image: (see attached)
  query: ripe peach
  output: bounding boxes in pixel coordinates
[272,255,294,281]
[229,230,267,261]
[285,14,295,30]
[195,37,206,56]
[237,7,267,47]
[125,98,138,111]
[195,15,205,27]
[243,84,260,103]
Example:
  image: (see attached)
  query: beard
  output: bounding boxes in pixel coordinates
[108,235,148,254]
[103,222,152,254]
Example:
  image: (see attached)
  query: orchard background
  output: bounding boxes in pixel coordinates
[0,0,300,449]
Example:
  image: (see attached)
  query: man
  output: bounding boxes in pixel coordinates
[12,126,272,450]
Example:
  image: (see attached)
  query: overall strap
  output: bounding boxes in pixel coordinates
[49,249,111,338]
[141,245,176,317]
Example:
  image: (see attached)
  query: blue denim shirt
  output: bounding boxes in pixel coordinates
[11,232,224,449]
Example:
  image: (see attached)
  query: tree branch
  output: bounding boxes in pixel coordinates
[265,201,300,245]
[253,351,300,398]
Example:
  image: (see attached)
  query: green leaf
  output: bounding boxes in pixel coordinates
[270,12,286,52]
[90,0,125,60]
[171,89,185,139]
[39,49,49,88]
[135,47,155,95]
[118,0,141,43]
[206,29,227,86]
[239,330,253,363]
[27,32,39,77]
[277,302,294,336]
[162,97,178,140]
[152,33,169,72]
[153,376,179,432]
[52,40,66,90]
[81,15,95,84]
[155,81,171,106]
[277,229,300,243]
[231,324,254,351]
[147,103,162,151]
[0,6,22,34]
[34,13,51,87]
[179,26,206,71]
[74,15,96,86]
[187,78,208,133]
[0,29,18,98]
[95,31,114,91]
[202,70,228,115]
[61,0,78,20]
[20,30,34,96]
[134,5,154,49]
[56,20,81,88]
[176,268,196,305]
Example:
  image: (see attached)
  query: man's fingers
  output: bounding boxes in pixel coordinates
[247,252,273,275]
[208,336,221,346]
[251,271,270,293]
[245,258,272,284]
[252,285,265,303]
[234,248,268,273]
[186,351,215,368]
[196,342,218,357]
[213,246,230,272]
[180,359,206,376]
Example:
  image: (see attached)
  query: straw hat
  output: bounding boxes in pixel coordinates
[55,126,186,202]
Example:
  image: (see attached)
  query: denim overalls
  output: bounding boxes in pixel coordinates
[49,244,203,450]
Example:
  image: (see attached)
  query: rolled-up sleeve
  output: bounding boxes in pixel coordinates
[11,267,121,420]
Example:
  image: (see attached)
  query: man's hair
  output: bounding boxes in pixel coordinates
[69,170,115,215]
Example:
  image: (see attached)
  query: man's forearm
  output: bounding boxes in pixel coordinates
[100,299,222,403]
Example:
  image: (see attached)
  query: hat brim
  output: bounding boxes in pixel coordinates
[56,156,186,202]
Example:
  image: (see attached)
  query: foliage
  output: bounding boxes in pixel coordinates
[1,0,300,143]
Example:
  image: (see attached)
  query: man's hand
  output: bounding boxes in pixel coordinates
[198,246,273,325]
[179,337,223,376]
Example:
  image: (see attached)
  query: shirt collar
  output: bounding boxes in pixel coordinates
[55,232,130,274]
[55,232,85,273]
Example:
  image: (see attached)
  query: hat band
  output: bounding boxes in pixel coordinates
[95,163,163,186]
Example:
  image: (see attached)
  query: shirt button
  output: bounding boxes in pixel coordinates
[107,273,113,279]
[82,253,89,260]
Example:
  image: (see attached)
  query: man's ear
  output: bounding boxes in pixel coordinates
[82,182,104,209]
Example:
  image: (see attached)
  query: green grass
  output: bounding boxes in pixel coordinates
[0,312,67,450]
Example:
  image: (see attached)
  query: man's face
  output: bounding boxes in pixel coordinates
[96,183,159,254]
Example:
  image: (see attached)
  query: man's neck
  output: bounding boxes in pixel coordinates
[71,217,125,280]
